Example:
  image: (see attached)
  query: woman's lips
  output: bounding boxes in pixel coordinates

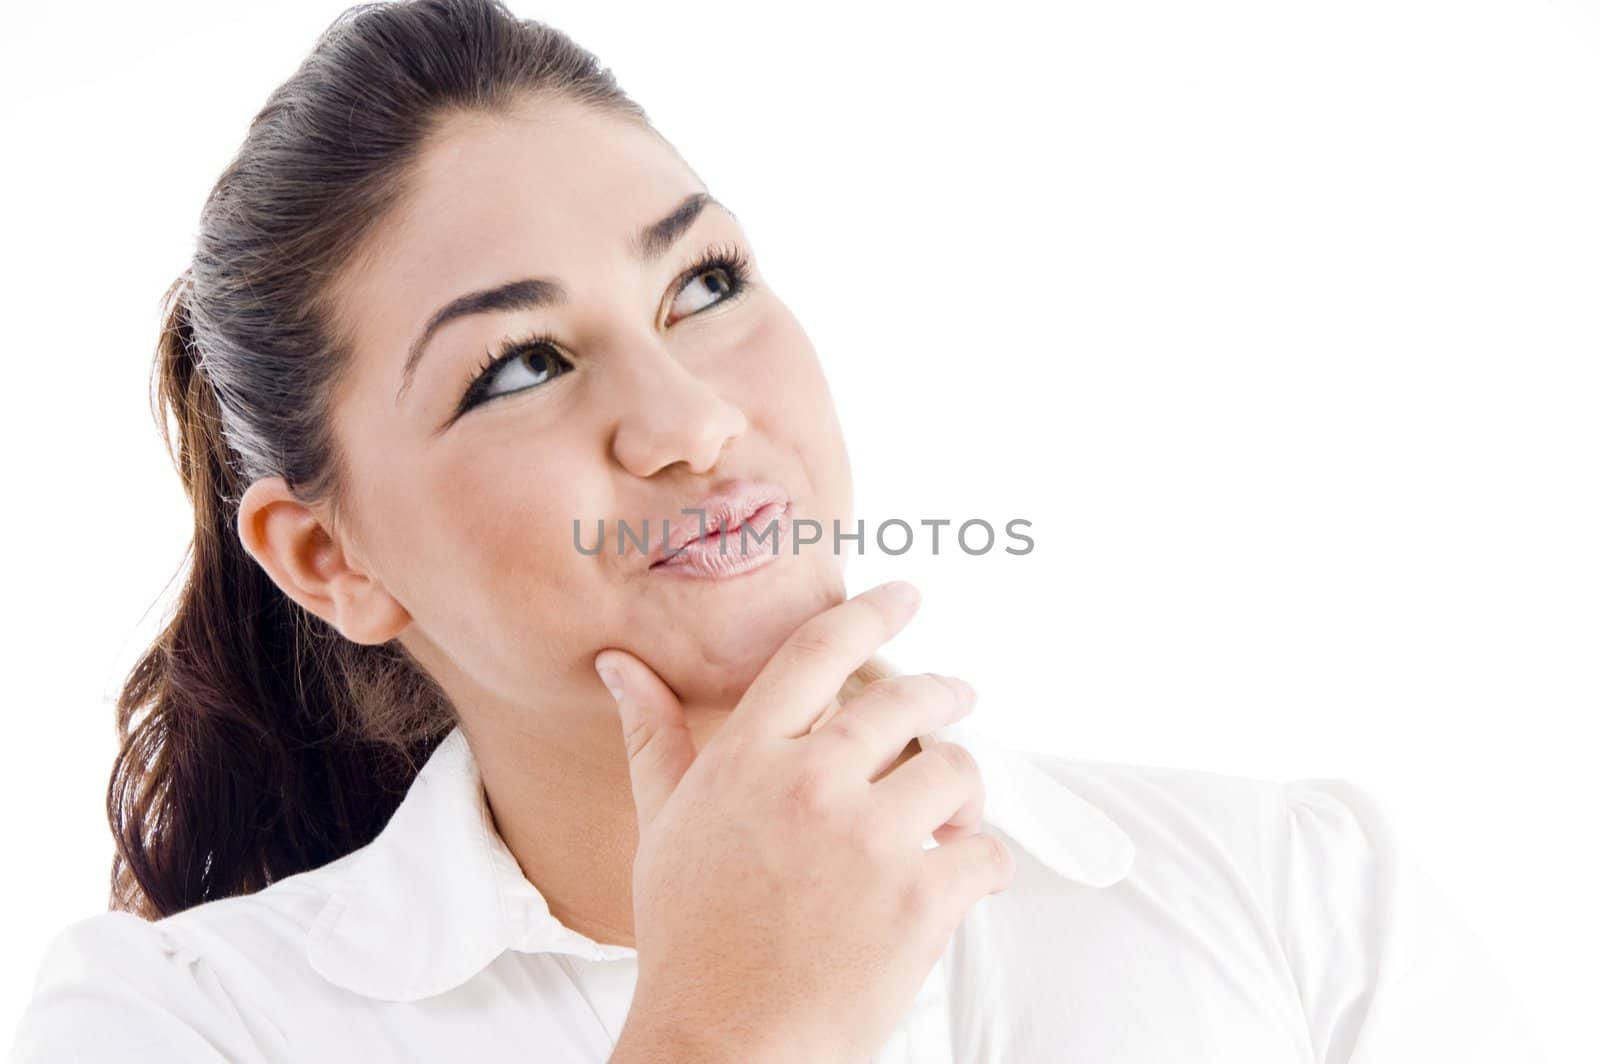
[648,479,792,566]
[650,500,794,579]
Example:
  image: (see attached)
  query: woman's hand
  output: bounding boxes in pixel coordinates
[599,581,1014,1063]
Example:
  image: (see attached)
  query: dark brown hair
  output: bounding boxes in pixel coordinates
[110,0,651,920]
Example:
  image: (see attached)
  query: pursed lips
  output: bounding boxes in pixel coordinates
[646,479,793,570]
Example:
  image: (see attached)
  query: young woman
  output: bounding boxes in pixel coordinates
[9,1,1541,1061]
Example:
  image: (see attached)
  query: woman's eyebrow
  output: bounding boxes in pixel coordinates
[394,191,733,405]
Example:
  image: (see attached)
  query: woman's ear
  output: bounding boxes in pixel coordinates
[235,476,411,645]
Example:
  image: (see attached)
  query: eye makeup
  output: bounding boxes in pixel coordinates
[445,241,755,424]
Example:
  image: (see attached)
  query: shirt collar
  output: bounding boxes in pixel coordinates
[307,720,1136,1001]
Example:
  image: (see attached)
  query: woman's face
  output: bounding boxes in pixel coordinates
[321,95,853,717]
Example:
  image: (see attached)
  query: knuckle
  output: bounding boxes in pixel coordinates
[779,763,834,816]
[621,718,654,763]
[984,832,1014,873]
[827,712,881,756]
[867,675,921,706]
[934,740,979,779]
[785,627,842,661]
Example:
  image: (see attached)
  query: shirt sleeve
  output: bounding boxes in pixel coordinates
[1275,777,1547,1064]
[7,910,270,1063]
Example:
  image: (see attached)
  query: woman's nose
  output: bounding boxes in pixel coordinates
[606,346,749,477]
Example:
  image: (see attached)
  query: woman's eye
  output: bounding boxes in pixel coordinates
[452,250,751,422]
[672,265,738,318]
[475,342,572,405]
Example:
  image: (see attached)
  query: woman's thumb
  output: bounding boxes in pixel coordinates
[594,648,695,835]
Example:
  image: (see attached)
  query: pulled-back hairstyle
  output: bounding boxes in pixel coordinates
[112,0,896,923]
[109,0,658,920]
[113,0,894,923]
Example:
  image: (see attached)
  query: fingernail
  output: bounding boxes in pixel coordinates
[597,666,624,702]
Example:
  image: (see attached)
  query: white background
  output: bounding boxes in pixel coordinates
[3,0,1595,1057]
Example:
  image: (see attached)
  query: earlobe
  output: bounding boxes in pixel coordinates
[235,477,412,645]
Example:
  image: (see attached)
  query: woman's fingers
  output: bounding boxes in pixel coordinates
[729,580,921,742]
[807,672,977,781]
[921,829,1017,909]
[870,738,988,847]
[593,647,694,835]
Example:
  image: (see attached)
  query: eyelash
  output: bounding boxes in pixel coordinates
[454,242,755,417]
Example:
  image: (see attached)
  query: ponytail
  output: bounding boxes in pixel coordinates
[100,0,782,919]
[111,272,900,919]
[107,274,452,920]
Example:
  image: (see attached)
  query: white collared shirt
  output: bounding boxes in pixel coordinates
[9,721,1545,1062]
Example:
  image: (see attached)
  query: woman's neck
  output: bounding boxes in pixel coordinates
[464,696,732,951]
[461,685,922,952]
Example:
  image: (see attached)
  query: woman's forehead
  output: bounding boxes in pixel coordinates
[413,102,691,232]
[326,104,716,405]
[348,111,699,300]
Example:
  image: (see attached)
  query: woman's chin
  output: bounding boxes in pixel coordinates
[674,617,795,699]
[654,572,844,705]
